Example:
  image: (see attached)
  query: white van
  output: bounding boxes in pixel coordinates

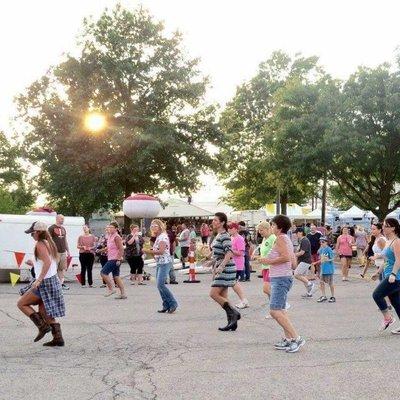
[0,214,85,283]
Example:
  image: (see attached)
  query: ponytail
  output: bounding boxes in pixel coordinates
[214,212,228,230]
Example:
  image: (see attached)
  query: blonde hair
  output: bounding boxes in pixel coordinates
[257,221,271,231]
[151,219,166,233]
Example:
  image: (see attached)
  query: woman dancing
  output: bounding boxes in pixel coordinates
[209,213,241,331]
[17,221,65,346]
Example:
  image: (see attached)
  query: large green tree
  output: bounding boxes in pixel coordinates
[0,132,34,214]
[219,51,321,212]
[17,5,219,222]
[327,64,400,220]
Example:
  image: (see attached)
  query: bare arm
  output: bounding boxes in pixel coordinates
[392,240,400,276]
[115,236,124,260]
[127,235,136,245]
[335,235,341,254]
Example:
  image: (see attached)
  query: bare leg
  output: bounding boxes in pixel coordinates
[232,282,245,301]
[17,292,41,317]
[101,273,114,292]
[210,287,228,306]
[113,276,126,296]
[294,274,309,288]
[270,309,298,339]
[320,281,326,297]
[329,284,335,297]
[263,282,271,297]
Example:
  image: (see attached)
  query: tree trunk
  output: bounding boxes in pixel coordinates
[281,192,288,216]
[123,186,132,234]
[321,176,327,226]
[276,189,281,215]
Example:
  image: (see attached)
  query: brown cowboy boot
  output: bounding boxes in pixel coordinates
[43,323,65,347]
[29,312,51,342]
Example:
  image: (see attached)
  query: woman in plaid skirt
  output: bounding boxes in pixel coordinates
[17,221,66,346]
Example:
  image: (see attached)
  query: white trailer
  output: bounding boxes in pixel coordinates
[0,214,85,283]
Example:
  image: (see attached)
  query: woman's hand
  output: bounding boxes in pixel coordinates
[389,274,396,284]
[32,279,42,289]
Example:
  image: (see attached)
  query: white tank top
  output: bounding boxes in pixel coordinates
[34,258,58,279]
[372,236,387,267]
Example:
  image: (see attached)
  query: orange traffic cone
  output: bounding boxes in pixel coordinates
[183,250,200,283]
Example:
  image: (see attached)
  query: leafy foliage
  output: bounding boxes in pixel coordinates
[17,5,219,219]
[0,132,34,214]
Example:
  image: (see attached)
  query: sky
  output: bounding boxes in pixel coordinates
[1,0,400,202]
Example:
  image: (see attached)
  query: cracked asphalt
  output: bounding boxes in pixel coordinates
[1,263,400,400]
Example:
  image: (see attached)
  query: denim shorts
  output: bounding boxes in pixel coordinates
[270,276,293,310]
[101,260,120,277]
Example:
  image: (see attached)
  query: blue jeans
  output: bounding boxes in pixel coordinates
[270,276,293,310]
[372,277,400,318]
[244,251,251,280]
[156,263,178,310]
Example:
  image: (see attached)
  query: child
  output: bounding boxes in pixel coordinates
[312,237,336,303]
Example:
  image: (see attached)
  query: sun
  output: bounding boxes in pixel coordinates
[84,112,106,133]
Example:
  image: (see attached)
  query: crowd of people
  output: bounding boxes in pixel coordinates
[15,212,400,354]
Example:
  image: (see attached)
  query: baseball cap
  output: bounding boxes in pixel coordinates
[227,222,239,230]
[25,221,48,234]
[319,236,328,242]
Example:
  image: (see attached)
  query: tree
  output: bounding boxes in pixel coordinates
[0,132,34,214]
[269,74,341,223]
[219,51,321,213]
[327,64,400,220]
[17,5,219,222]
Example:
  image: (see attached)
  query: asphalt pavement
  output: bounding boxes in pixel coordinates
[1,263,400,400]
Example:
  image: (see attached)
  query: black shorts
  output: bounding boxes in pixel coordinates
[127,256,144,274]
[181,247,189,259]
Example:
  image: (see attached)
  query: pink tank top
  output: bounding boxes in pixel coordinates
[107,233,120,260]
[268,234,293,278]
[338,234,353,256]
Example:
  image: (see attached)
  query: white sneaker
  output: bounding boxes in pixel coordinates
[391,326,400,334]
[285,302,291,310]
[236,299,250,309]
[306,282,314,295]
[265,314,273,319]
[310,282,319,295]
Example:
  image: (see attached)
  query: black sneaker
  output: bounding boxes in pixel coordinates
[328,297,336,303]
[169,281,179,284]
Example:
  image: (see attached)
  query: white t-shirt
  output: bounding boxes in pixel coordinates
[34,258,58,279]
[179,229,190,247]
[154,233,172,265]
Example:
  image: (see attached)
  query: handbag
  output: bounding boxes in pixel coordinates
[351,245,357,258]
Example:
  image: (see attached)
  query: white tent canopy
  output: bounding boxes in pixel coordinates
[157,198,214,218]
[339,205,367,219]
[305,208,334,220]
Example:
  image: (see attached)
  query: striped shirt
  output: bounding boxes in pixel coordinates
[212,231,233,261]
